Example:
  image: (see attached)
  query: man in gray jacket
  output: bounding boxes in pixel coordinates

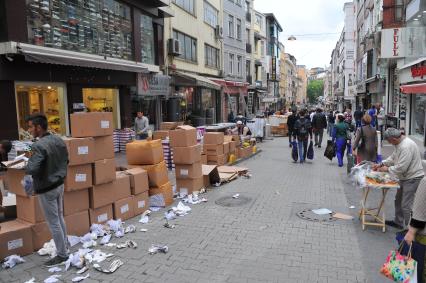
[26,114,69,267]
[374,128,424,229]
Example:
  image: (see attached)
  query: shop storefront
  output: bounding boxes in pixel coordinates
[210,79,249,121]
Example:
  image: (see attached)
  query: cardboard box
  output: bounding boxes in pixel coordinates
[169,126,197,147]
[16,195,44,224]
[175,176,204,195]
[203,144,224,156]
[63,188,90,216]
[126,140,164,165]
[133,192,149,216]
[160,122,179,130]
[207,154,227,166]
[93,158,116,185]
[149,182,173,207]
[90,172,131,209]
[224,135,233,142]
[229,141,236,152]
[70,112,114,138]
[5,169,26,197]
[153,130,169,140]
[123,168,149,195]
[113,196,135,221]
[201,154,208,165]
[89,204,113,225]
[237,147,253,159]
[30,221,51,251]
[232,135,240,143]
[65,210,90,235]
[175,162,202,179]
[140,161,169,187]
[203,132,224,145]
[173,144,202,164]
[93,136,115,161]
[62,137,95,166]
[0,220,33,260]
[223,142,230,154]
[65,164,92,192]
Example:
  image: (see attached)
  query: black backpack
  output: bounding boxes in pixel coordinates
[299,119,308,136]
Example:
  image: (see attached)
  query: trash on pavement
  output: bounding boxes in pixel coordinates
[164,222,175,229]
[140,228,148,232]
[333,212,354,220]
[124,225,136,234]
[38,240,57,258]
[72,273,90,282]
[65,249,91,271]
[85,250,113,263]
[48,266,62,273]
[139,215,149,224]
[312,208,333,215]
[100,234,112,245]
[44,274,61,283]
[148,245,169,255]
[149,207,161,212]
[93,259,123,274]
[90,224,107,238]
[76,266,89,275]
[24,278,35,283]
[68,235,81,247]
[172,202,191,216]
[183,193,207,204]
[232,194,240,199]
[164,210,177,221]
[106,219,124,238]
[2,255,25,269]
[116,240,137,249]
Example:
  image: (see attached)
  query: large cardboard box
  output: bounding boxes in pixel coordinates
[16,195,44,224]
[140,161,169,187]
[63,188,90,216]
[113,196,135,221]
[153,131,169,140]
[201,154,208,165]
[207,154,227,166]
[62,137,95,166]
[203,144,224,156]
[65,210,90,235]
[175,162,202,179]
[126,140,164,165]
[89,204,113,225]
[123,168,149,195]
[175,176,204,195]
[93,136,115,161]
[149,182,173,207]
[169,126,197,148]
[70,112,114,138]
[160,122,180,130]
[30,221,51,251]
[65,164,92,192]
[238,146,253,159]
[203,132,224,145]
[90,172,131,209]
[224,135,233,142]
[173,144,202,164]
[229,141,236,152]
[0,220,33,260]
[5,169,26,197]
[93,158,116,185]
[133,192,149,216]
[223,142,230,154]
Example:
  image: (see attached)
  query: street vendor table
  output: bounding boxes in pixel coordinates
[359,181,399,232]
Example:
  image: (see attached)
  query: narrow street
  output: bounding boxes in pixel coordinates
[1,137,398,283]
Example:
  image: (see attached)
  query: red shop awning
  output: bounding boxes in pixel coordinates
[400,83,426,94]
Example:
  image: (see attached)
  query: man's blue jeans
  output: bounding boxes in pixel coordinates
[335,138,347,167]
[298,140,308,163]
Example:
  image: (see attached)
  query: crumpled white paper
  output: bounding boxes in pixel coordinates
[38,239,57,258]
[173,202,191,216]
[84,250,113,264]
[24,278,35,283]
[90,224,106,237]
[164,210,176,221]
[48,266,62,273]
[2,255,25,269]
[183,194,207,204]
[65,249,91,271]
[106,219,124,238]
[44,274,61,283]
[100,234,111,245]
[68,235,81,247]
[72,273,90,282]
[139,215,149,224]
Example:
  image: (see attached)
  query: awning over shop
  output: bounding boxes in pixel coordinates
[400,83,426,94]
[0,41,160,73]
[209,78,249,94]
[173,72,221,90]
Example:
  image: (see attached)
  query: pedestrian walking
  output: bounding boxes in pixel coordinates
[312,108,327,148]
[332,115,350,167]
[373,128,424,229]
[134,111,149,140]
[293,110,313,164]
[287,109,299,147]
[354,107,364,129]
[327,110,335,136]
[25,114,69,267]
[352,114,377,163]
[368,105,377,128]
[344,108,354,131]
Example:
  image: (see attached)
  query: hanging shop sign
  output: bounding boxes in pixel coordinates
[411,65,426,79]
[381,28,405,58]
[137,74,170,96]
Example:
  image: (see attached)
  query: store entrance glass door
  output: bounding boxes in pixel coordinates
[15,83,67,139]
[82,88,120,129]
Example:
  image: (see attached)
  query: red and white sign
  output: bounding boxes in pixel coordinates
[411,65,426,79]
[381,28,406,59]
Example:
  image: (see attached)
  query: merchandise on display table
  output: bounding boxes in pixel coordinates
[113,129,135,153]
[7,141,33,161]
[268,115,288,127]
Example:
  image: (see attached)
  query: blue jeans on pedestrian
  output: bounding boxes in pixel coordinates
[355,120,361,129]
[327,123,334,135]
[298,140,308,163]
[136,133,148,140]
[335,138,346,167]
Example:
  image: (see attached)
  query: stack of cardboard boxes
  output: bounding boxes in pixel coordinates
[170,126,203,196]
[126,139,173,207]
[203,133,228,166]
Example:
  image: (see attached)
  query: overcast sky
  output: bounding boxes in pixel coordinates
[254,0,349,69]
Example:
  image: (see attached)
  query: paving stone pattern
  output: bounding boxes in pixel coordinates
[1,138,400,283]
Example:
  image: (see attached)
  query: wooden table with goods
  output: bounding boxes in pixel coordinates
[359,172,399,232]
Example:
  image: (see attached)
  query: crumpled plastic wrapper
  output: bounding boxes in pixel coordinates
[44,274,61,283]
[106,219,124,238]
[148,245,168,255]
[2,255,25,269]
[38,239,57,258]
[90,224,106,238]
[72,273,90,282]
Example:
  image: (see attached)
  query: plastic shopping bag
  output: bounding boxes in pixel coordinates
[307,141,314,160]
[380,242,417,283]
[324,140,336,161]
[291,141,298,162]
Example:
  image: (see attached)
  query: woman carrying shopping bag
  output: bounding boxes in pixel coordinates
[352,114,377,164]
[332,115,349,167]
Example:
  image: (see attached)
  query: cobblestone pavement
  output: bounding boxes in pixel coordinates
[1,137,400,283]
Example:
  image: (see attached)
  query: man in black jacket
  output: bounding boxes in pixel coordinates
[312,108,327,148]
[293,110,313,163]
[287,108,299,147]
[354,106,364,129]
[26,114,69,267]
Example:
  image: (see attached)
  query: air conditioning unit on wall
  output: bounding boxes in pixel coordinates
[167,38,181,56]
[215,25,223,39]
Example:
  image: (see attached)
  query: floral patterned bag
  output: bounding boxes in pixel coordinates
[380,243,417,283]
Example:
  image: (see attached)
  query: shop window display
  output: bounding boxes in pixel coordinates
[26,0,133,60]
[16,84,67,138]
[83,88,120,128]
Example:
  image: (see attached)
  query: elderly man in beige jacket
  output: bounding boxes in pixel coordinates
[374,128,425,229]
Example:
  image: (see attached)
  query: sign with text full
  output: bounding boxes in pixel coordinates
[381,28,406,59]
[137,74,170,96]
